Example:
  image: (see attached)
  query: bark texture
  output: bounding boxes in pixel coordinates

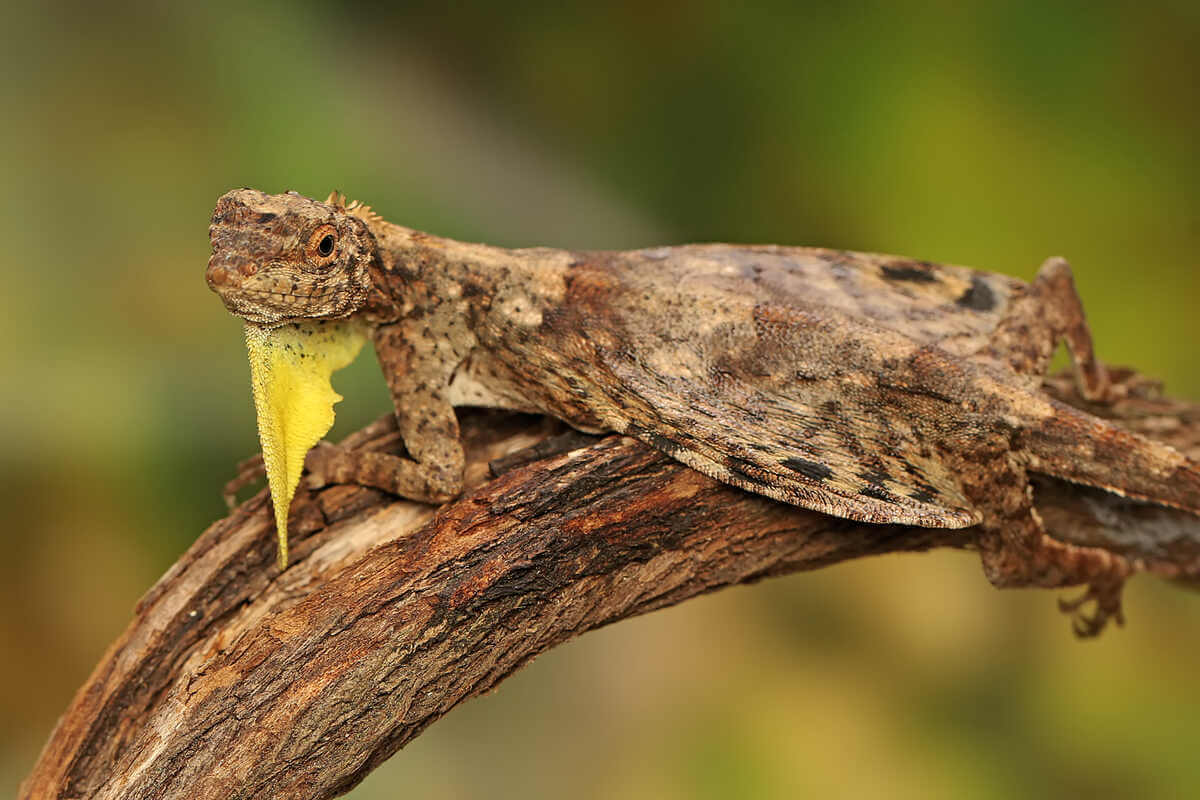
[21,371,1200,800]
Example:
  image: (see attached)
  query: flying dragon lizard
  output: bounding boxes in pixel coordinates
[206,188,1200,635]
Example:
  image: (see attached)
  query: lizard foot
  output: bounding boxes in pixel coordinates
[1092,365,1164,405]
[1058,580,1126,638]
[302,441,341,490]
[980,519,1134,638]
[223,452,266,509]
[302,441,461,502]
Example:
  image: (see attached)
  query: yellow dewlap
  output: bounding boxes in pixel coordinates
[245,320,367,569]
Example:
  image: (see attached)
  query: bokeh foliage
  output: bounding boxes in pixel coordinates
[1,1,1197,797]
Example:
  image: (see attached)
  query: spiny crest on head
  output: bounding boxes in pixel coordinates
[325,190,384,226]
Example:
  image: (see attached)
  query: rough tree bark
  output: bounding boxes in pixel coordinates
[20,369,1200,800]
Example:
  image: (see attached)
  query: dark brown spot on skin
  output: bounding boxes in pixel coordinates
[644,431,685,458]
[782,457,833,481]
[882,264,938,283]
[909,488,937,503]
[858,468,891,486]
[957,276,996,312]
[858,485,894,502]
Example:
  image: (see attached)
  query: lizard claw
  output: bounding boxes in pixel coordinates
[1058,581,1126,638]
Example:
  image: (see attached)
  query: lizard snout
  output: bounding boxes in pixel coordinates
[206,254,257,291]
[206,262,240,292]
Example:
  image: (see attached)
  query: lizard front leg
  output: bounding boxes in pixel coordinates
[305,320,466,503]
[989,257,1113,402]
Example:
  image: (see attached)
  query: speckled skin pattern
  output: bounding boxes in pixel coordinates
[208,189,1200,634]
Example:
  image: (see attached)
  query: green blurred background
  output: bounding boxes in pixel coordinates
[3,1,1198,797]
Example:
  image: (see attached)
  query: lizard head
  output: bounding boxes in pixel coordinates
[207,189,378,326]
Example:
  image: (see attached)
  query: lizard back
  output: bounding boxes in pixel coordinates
[469,243,1199,526]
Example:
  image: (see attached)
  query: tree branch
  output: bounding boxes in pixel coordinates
[21,370,1200,800]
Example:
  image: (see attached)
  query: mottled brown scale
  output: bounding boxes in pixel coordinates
[208,189,1200,635]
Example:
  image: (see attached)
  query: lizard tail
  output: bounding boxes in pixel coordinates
[1028,399,1200,515]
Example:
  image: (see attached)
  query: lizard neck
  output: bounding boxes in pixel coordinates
[362,221,574,327]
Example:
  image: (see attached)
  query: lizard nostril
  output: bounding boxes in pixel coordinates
[238,261,258,277]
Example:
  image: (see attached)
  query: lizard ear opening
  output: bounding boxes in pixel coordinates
[306,224,338,267]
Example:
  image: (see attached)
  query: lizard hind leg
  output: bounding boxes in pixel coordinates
[990,257,1113,403]
[978,509,1134,638]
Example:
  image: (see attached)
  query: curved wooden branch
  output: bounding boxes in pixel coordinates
[21,371,1200,800]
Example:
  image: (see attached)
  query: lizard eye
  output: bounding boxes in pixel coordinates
[306,224,338,267]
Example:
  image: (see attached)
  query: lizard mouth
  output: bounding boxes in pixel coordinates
[206,257,352,325]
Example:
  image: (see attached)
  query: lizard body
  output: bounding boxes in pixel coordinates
[208,188,1200,634]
